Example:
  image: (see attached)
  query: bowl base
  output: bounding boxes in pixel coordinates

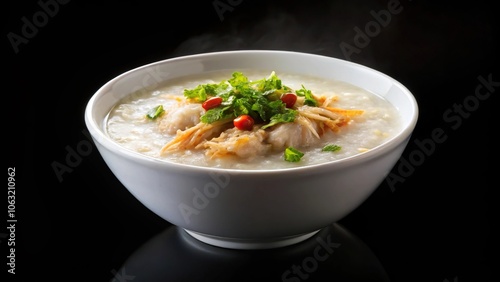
[183,229,321,250]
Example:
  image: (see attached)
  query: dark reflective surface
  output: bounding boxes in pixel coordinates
[115,223,390,282]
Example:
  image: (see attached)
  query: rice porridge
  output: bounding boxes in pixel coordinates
[105,70,402,169]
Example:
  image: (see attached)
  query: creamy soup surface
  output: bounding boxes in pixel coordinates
[105,70,402,169]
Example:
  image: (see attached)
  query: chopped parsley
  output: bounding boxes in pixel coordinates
[296,84,318,106]
[146,105,165,120]
[184,71,314,128]
[284,147,304,162]
[322,144,342,152]
[261,111,297,129]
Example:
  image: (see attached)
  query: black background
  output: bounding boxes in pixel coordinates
[5,0,497,281]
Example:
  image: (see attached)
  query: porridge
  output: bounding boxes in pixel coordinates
[105,70,402,169]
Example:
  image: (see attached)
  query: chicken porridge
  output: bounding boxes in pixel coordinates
[105,70,402,169]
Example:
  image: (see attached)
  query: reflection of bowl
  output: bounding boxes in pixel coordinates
[113,223,390,281]
[85,50,418,249]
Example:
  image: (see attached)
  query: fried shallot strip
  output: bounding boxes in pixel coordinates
[160,119,232,155]
[296,105,363,133]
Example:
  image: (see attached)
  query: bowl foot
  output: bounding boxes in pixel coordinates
[183,229,321,250]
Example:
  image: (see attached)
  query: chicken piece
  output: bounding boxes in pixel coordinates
[266,105,363,151]
[158,102,205,135]
[199,126,271,159]
[266,116,324,151]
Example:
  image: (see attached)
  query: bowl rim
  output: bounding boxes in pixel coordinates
[85,49,419,175]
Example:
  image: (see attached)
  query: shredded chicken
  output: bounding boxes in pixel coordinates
[160,119,232,154]
[199,126,271,159]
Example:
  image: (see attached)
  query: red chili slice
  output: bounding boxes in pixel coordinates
[280,93,297,108]
[202,97,223,110]
[233,115,254,130]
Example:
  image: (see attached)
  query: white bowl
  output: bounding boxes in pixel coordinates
[85,50,418,249]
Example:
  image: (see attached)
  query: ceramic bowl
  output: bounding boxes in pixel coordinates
[84,50,418,249]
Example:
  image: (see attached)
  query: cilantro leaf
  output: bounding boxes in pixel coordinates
[296,84,318,106]
[284,147,304,162]
[261,109,298,129]
[200,105,233,123]
[253,71,282,92]
[146,105,165,120]
[228,71,249,87]
[183,81,230,102]
[184,84,211,102]
[322,144,342,152]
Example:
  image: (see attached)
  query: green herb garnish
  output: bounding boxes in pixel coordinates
[183,82,230,102]
[322,144,342,152]
[284,147,304,162]
[261,110,298,129]
[296,84,318,107]
[184,71,306,128]
[146,105,165,120]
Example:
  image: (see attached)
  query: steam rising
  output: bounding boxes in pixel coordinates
[170,4,353,59]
